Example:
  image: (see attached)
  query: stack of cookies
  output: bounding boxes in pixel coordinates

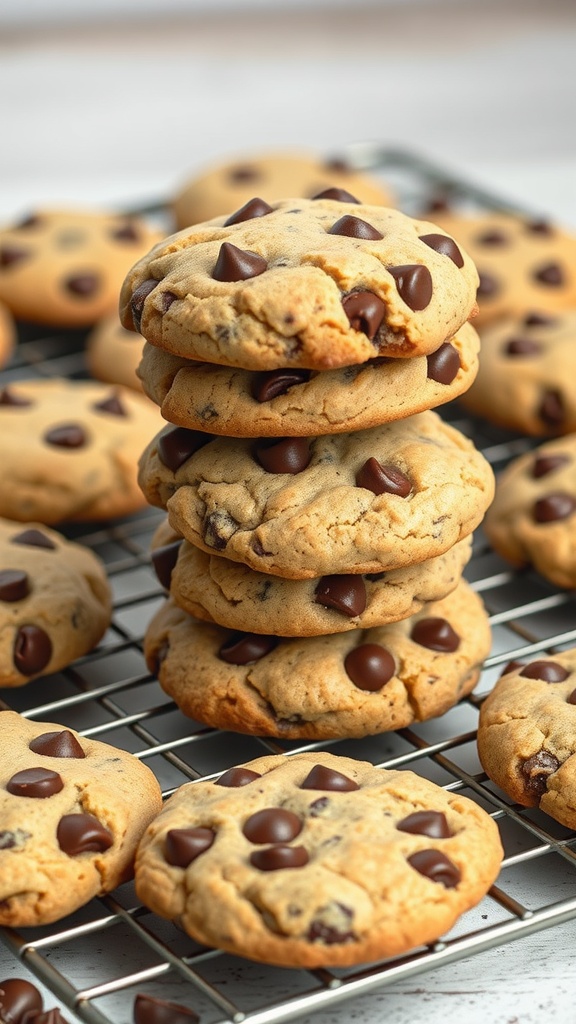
[119,190,495,740]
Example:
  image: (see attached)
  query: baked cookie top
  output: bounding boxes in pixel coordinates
[137,320,480,437]
[120,196,479,369]
[477,650,576,830]
[0,378,161,524]
[145,579,491,740]
[461,310,576,436]
[0,517,111,687]
[86,312,146,392]
[0,710,162,927]
[483,434,576,589]
[0,208,161,327]
[135,750,502,968]
[138,410,495,579]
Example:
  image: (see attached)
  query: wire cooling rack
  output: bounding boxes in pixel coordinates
[1,148,576,1024]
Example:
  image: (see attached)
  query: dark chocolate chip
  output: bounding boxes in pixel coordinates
[328,215,383,240]
[0,570,29,602]
[539,389,565,427]
[0,387,33,407]
[308,797,329,816]
[307,903,355,944]
[215,767,261,787]
[228,164,261,183]
[29,730,85,758]
[300,765,359,791]
[243,808,302,844]
[254,437,311,474]
[312,187,360,203]
[223,197,274,226]
[532,454,570,478]
[16,213,42,228]
[476,230,508,245]
[110,222,141,242]
[411,617,460,652]
[252,368,311,403]
[133,993,199,1024]
[204,510,238,550]
[521,750,560,795]
[418,233,464,268]
[533,262,564,286]
[355,457,411,496]
[92,393,127,417]
[407,849,461,888]
[388,264,433,310]
[314,575,366,617]
[533,492,576,523]
[396,810,451,838]
[11,528,56,550]
[503,337,542,356]
[57,813,113,856]
[519,660,570,682]
[130,278,158,331]
[426,342,461,384]
[6,767,64,798]
[526,219,553,235]
[219,632,277,665]
[0,978,43,1023]
[500,659,524,676]
[43,424,87,448]
[20,1010,70,1024]
[477,271,500,298]
[0,829,30,849]
[64,273,100,297]
[164,827,215,867]
[212,242,267,282]
[523,311,558,327]
[0,245,30,268]
[341,291,386,340]
[13,625,52,676]
[250,844,309,871]
[151,540,182,590]
[567,689,576,705]
[344,643,395,691]
[157,426,212,472]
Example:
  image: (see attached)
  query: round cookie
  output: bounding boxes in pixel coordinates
[0,710,162,927]
[134,749,503,968]
[171,150,394,229]
[86,312,146,392]
[0,208,161,327]
[460,310,576,436]
[0,377,161,524]
[151,518,473,636]
[120,196,479,369]
[477,650,576,830]
[137,321,480,437]
[0,517,112,687]
[0,300,15,369]
[138,410,495,579]
[144,580,491,740]
[483,434,576,588]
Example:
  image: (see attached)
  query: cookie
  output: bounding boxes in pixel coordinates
[483,434,576,588]
[0,710,162,927]
[0,300,15,369]
[171,150,394,229]
[0,517,112,687]
[138,410,495,579]
[135,749,502,968]
[460,310,576,436]
[477,650,576,829]
[0,208,161,327]
[0,378,161,524]
[151,517,473,636]
[120,196,479,369]
[137,320,480,437]
[144,580,490,740]
[86,312,145,392]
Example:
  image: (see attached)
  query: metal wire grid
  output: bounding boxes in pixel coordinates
[1,150,576,1024]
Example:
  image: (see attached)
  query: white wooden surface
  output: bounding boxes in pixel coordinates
[1,2,576,1021]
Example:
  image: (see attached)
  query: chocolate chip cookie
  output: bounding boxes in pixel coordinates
[86,312,146,392]
[138,411,494,579]
[120,196,479,368]
[483,434,576,588]
[0,710,162,926]
[135,750,502,967]
[0,517,112,687]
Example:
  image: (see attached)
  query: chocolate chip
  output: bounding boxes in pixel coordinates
[151,540,182,590]
[133,993,199,1024]
[521,750,560,795]
[476,230,508,245]
[312,188,360,203]
[16,213,42,228]
[396,810,451,838]
[527,219,554,235]
[43,424,87,448]
[533,262,564,286]
[13,625,52,675]
[250,844,309,871]
[64,273,100,297]
[110,222,141,243]
[0,245,30,268]
[0,570,29,602]
[0,978,43,1023]
[308,797,329,816]
[11,528,56,550]
[532,454,570,478]
[204,510,239,550]
[344,643,395,691]
[6,767,64,798]
[539,389,565,427]
[212,242,267,282]
[342,291,386,340]
[533,492,576,522]
[477,271,500,298]
[29,730,85,758]
[92,392,127,417]
[519,660,570,682]
[57,813,113,856]
[307,903,355,944]
[254,437,311,474]
[411,617,460,653]
[21,1010,70,1023]
[164,827,215,867]
[130,278,158,331]
[228,164,260,183]
[0,387,33,407]
[252,368,311,403]
[426,342,461,384]
[503,337,542,356]
[224,197,274,226]
[314,575,366,617]
[388,265,433,311]
[157,426,212,472]
[355,457,411,496]
[215,767,261,787]
[0,829,30,849]
[418,233,464,268]
[567,689,576,705]
[407,849,461,888]
[300,765,359,791]
[243,808,302,844]
[523,311,558,327]
[500,659,525,676]
[219,632,277,665]
[328,215,383,240]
